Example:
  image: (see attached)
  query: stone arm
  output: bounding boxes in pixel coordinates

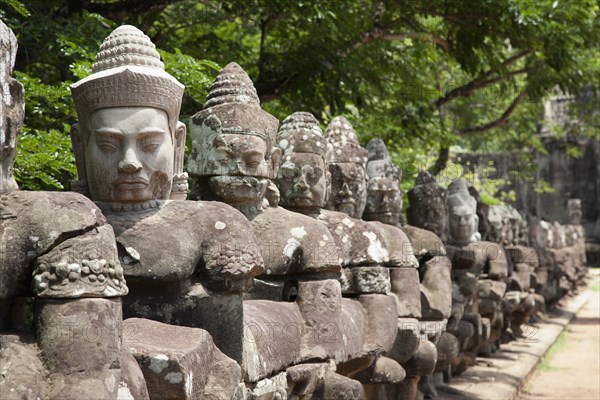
[116,201,264,286]
[0,191,126,301]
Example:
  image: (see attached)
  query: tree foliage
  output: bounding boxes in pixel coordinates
[1,0,598,191]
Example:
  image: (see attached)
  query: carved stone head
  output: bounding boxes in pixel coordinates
[363,139,402,225]
[407,170,448,240]
[70,25,187,203]
[567,198,582,225]
[187,63,280,206]
[324,117,368,218]
[275,112,331,211]
[0,21,23,193]
[447,179,479,245]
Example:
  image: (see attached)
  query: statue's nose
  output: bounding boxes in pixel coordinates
[118,148,142,174]
[295,174,310,192]
[340,182,352,196]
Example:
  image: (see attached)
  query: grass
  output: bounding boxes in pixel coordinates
[537,331,569,371]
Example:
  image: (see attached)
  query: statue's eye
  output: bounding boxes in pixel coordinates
[282,165,297,179]
[243,151,264,169]
[97,138,118,153]
[141,142,160,152]
[214,147,232,163]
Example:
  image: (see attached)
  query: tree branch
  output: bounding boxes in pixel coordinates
[435,50,531,107]
[344,30,450,56]
[457,89,528,135]
[87,0,178,20]
[436,67,528,107]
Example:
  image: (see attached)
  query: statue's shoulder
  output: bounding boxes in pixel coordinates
[4,190,106,226]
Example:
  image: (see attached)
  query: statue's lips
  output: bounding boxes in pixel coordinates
[289,192,313,200]
[113,177,149,189]
[338,197,356,205]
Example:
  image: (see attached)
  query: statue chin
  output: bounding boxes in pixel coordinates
[209,175,268,203]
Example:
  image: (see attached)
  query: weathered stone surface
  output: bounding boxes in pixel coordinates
[113,201,263,284]
[447,241,509,280]
[324,117,368,219]
[447,179,480,246]
[402,225,447,259]
[313,370,365,400]
[388,318,421,363]
[373,221,419,268]
[402,340,438,378]
[353,356,406,384]
[119,348,150,400]
[316,209,389,267]
[420,256,452,320]
[505,245,539,267]
[250,206,341,276]
[1,191,120,299]
[0,333,49,400]
[286,362,329,396]
[0,20,23,193]
[359,294,397,354]
[33,224,127,298]
[407,170,448,241]
[123,318,241,400]
[338,298,368,362]
[342,266,390,294]
[244,372,287,400]
[243,300,303,382]
[390,268,421,318]
[510,263,532,291]
[35,298,123,399]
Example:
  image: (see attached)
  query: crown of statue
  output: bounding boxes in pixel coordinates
[71,25,184,134]
[447,179,476,211]
[366,139,401,181]
[277,112,329,159]
[190,62,278,145]
[415,170,436,186]
[325,116,368,168]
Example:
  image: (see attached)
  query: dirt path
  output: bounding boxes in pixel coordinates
[518,271,600,400]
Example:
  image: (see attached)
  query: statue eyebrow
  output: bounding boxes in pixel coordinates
[94,127,122,136]
[138,127,167,135]
[242,149,264,158]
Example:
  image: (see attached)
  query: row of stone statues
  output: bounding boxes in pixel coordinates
[0,23,588,400]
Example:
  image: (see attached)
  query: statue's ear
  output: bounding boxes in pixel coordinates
[325,169,332,204]
[174,122,187,176]
[269,146,281,178]
[70,123,89,195]
[170,121,189,200]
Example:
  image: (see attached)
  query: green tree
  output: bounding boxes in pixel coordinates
[2,0,598,191]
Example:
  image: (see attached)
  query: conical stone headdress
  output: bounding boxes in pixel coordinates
[325,116,368,168]
[447,179,476,212]
[277,112,329,160]
[366,138,401,181]
[71,25,184,135]
[188,62,279,178]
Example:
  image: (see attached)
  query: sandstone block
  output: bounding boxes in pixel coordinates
[390,268,421,318]
[243,300,303,382]
[342,266,390,294]
[420,256,452,319]
[124,318,241,400]
[359,294,397,354]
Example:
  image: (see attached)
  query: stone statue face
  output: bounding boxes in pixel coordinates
[449,205,479,243]
[86,107,174,203]
[206,133,275,204]
[365,177,402,225]
[276,153,328,209]
[328,162,367,218]
[204,134,271,178]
